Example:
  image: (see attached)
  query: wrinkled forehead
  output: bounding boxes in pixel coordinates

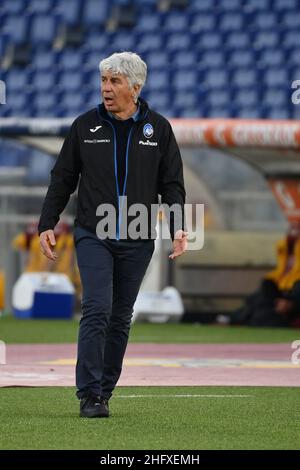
[101,70,127,80]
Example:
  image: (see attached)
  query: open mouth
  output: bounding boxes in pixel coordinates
[104,97,114,106]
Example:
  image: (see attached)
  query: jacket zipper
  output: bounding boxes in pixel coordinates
[103,119,134,241]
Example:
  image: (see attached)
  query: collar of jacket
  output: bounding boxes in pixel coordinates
[97,96,149,123]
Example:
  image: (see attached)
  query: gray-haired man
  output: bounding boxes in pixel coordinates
[38,52,187,418]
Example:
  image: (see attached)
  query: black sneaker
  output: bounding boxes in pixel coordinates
[80,394,109,418]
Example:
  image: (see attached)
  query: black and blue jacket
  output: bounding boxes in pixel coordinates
[38,97,186,240]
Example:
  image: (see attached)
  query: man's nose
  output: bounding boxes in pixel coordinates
[102,81,112,92]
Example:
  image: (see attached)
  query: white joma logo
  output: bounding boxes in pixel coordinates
[90,125,102,133]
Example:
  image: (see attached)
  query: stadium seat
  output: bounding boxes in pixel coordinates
[55,0,83,24]
[163,13,188,32]
[206,90,230,107]
[234,89,259,107]
[166,33,190,51]
[146,71,169,91]
[2,0,25,14]
[0,0,297,119]
[189,0,214,11]
[219,13,244,32]
[30,15,59,44]
[137,34,163,53]
[254,11,277,30]
[226,31,250,49]
[190,14,216,33]
[146,91,170,109]
[199,32,222,49]
[135,14,161,32]
[27,0,53,14]
[83,0,108,26]
[173,71,197,91]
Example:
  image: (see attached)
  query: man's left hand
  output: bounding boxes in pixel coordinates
[169,230,188,260]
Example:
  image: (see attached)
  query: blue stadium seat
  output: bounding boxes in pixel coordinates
[206,107,231,118]
[146,92,170,109]
[289,49,300,65]
[263,68,288,87]
[190,0,215,11]
[146,71,169,91]
[32,71,56,92]
[219,13,243,32]
[173,92,196,108]
[204,70,228,89]
[59,71,82,91]
[206,90,230,107]
[27,0,53,14]
[0,0,297,119]
[244,0,271,10]
[254,31,279,49]
[283,31,300,48]
[58,50,83,70]
[146,51,170,69]
[200,50,224,68]
[135,14,161,32]
[263,88,288,107]
[234,89,259,107]
[163,13,188,32]
[110,33,136,51]
[274,0,297,9]
[179,108,201,118]
[60,92,84,109]
[226,31,250,49]
[254,11,277,30]
[259,49,283,66]
[166,33,190,51]
[172,51,197,68]
[2,0,25,14]
[34,92,57,110]
[34,50,56,70]
[30,15,58,43]
[283,11,300,28]
[199,32,222,49]
[229,50,254,67]
[83,0,108,26]
[55,0,82,24]
[173,71,197,91]
[238,107,261,118]
[137,34,163,53]
[4,14,30,43]
[85,90,101,108]
[232,69,257,88]
[7,93,28,110]
[6,70,29,91]
[265,107,290,119]
[218,0,242,10]
[190,13,216,33]
[292,106,300,119]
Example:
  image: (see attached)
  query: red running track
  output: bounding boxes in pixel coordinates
[0,343,300,388]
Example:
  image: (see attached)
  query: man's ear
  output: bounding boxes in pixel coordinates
[133,84,141,99]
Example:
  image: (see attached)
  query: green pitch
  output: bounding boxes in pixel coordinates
[1,316,299,450]
[0,386,299,450]
[0,315,299,344]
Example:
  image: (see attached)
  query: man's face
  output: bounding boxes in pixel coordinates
[101,71,135,114]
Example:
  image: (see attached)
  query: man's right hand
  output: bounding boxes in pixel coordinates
[39,230,57,261]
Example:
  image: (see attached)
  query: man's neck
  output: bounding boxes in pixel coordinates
[111,103,138,121]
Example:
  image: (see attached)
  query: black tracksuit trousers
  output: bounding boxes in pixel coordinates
[74,225,154,399]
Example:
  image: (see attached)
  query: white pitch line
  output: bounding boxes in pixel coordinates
[116,394,253,398]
